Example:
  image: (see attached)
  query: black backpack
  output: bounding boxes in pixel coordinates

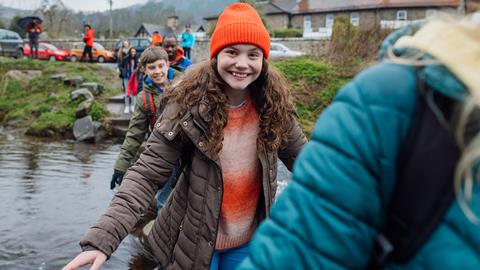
[369,74,461,268]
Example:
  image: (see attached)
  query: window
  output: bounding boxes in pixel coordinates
[426,9,436,18]
[397,10,407,21]
[350,12,359,26]
[304,15,312,30]
[326,14,334,28]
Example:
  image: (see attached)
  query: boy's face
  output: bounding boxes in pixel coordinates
[144,59,169,86]
[163,38,178,61]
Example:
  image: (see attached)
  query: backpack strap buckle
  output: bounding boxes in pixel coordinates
[370,233,394,269]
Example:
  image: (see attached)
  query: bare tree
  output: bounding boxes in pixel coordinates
[38,0,72,38]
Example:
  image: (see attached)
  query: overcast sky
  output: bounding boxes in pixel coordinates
[0,0,149,12]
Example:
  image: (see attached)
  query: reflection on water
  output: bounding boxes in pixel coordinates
[0,131,291,270]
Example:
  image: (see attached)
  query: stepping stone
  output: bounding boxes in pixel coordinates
[71,88,95,118]
[71,88,94,102]
[50,73,66,81]
[75,99,94,118]
[80,82,104,96]
[73,115,95,142]
[64,76,84,87]
[6,70,42,81]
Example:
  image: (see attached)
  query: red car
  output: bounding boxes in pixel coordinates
[23,42,70,61]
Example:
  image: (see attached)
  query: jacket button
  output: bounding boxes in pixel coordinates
[156,123,161,129]
[179,224,183,231]
[208,241,214,247]
[217,186,221,192]
[182,121,188,127]
[198,141,204,148]
[269,169,274,176]
[168,131,174,137]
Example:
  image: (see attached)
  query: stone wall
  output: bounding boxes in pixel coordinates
[190,38,330,63]
[43,38,331,63]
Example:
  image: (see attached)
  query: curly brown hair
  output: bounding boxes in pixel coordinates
[162,58,297,155]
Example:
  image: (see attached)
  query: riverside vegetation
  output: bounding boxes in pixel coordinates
[0,15,383,139]
[0,58,117,138]
[0,56,366,139]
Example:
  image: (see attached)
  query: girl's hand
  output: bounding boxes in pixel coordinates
[62,250,107,270]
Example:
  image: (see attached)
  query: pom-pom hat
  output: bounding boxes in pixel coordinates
[210,3,270,59]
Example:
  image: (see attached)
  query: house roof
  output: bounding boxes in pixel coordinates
[203,0,461,20]
[135,23,177,37]
[292,0,462,14]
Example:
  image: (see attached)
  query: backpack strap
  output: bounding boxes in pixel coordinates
[143,91,157,130]
[370,72,460,268]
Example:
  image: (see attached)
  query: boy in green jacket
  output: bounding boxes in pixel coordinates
[110,47,175,209]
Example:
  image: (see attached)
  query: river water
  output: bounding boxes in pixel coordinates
[0,131,291,270]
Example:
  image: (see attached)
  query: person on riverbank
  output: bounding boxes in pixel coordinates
[119,47,138,114]
[150,31,163,47]
[163,35,192,72]
[117,39,130,64]
[80,24,95,63]
[110,46,176,243]
[27,21,41,59]
[181,24,195,60]
[62,3,307,270]
[110,46,171,190]
[238,16,480,269]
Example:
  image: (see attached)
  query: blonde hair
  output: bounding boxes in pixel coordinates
[387,15,480,223]
[117,40,130,62]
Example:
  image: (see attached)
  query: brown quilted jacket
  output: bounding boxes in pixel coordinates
[80,98,307,269]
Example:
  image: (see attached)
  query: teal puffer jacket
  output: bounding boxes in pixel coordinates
[239,63,480,269]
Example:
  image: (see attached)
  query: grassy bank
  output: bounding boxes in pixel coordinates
[0,56,366,139]
[0,58,120,137]
[273,57,366,137]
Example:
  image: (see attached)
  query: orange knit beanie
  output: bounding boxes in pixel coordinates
[210,3,270,59]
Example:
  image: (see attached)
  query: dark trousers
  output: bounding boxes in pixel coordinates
[80,45,93,62]
[183,46,191,59]
[29,40,38,59]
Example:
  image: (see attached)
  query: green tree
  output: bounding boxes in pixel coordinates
[0,19,5,29]
[9,15,26,37]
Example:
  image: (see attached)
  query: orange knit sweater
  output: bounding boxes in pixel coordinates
[216,97,261,249]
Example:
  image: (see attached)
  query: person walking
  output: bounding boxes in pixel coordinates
[27,21,41,59]
[80,24,95,63]
[181,24,195,60]
[150,31,163,47]
[238,17,480,269]
[116,39,130,64]
[62,3,307,270]
[118,47,138,114]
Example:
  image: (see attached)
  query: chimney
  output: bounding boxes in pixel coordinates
[167,15,179,31]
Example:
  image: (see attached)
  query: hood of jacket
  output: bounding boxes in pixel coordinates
[378,20,480,101]
[170,47,185,65]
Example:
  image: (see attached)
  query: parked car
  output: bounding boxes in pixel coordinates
[69,42,115,63]
[113,37,149,62]
[23,42,70,61]
[269,42,304,59]
[0,29,24,58]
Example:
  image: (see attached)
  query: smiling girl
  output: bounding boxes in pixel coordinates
[63,3,306,270]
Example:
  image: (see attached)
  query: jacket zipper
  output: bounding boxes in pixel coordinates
[263,148,271,218]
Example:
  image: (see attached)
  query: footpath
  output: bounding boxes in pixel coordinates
[105,94,130,138]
